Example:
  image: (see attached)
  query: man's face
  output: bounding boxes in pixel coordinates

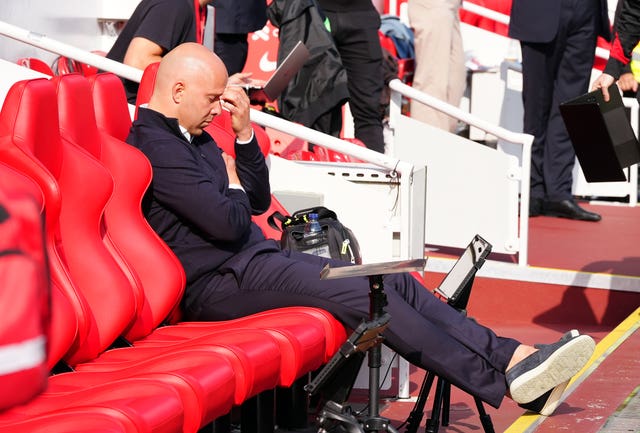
[178,71,226,136]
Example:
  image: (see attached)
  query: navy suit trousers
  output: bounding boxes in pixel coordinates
[520,0,601,201]
[185,247,520,408]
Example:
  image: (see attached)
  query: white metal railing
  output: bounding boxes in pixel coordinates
[0,21,142,83]
[0,19,409,174]
[388,78,534,266]
[0,19,423,265]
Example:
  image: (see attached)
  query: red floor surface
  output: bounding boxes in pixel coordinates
[526,201,640,276]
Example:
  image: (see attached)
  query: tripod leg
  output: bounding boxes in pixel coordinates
[404,371,436,433]
[441,382,451,427]
[474,397,495,433]
[425,377,447,433]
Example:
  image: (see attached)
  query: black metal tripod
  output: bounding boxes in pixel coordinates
[306,259,427,433]
[403,235,495,433]
[403,298,495,433]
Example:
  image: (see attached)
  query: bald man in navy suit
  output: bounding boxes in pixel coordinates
[129,42,597,417]
[510,0,610,221]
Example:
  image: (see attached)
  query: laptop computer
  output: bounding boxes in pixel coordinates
[245,40,310,105]
[560,83,640,182]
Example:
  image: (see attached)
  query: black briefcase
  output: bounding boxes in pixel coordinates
[560,83,640,182]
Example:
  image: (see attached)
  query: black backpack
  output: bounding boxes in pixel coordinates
[268,206,361,264]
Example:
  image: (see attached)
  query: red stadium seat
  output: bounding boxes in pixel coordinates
[0,163,48,410]
[0,404,178,433]
[378,31,415,85]
[0,78,239,433]
[0,379,186,433]
[0,82,191,433]
[52,74,286,408]
[89,72,133,142]
[52,55,82,75]
[15,57,54,76]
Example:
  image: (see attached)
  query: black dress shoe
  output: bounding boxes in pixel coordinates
[542,199,602,222]
[506,334,595,404]
[529,197,543,217]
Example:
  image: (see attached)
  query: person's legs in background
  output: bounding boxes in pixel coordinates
[520,40,556,215]
[408,0,466,132]
[326,10,386,154]
[521,0,601,221]
[214,33,250,75]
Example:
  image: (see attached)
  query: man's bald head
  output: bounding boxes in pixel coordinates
[148,43,228,135]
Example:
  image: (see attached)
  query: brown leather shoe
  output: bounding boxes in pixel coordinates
[542,199,601,222]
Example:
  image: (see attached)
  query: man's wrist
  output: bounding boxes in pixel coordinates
[236,128,254,144]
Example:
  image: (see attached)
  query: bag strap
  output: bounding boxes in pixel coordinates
[291,206,337,221]
[267,210,291,232]
[267,206,339,232]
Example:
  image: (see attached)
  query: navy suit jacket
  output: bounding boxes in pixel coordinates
[509,0,611,43]
[211,0,267,34]
[128,107,277,298]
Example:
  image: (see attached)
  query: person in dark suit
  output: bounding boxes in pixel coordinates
[128,42,596,417]
[211,0,268,75]
[509,0,610,221]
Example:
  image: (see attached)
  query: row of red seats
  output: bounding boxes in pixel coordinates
[17,56,374,164]
[16,52,106,77]
[0,71,347,432]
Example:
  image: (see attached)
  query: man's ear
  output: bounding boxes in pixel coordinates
[172,81,185,103]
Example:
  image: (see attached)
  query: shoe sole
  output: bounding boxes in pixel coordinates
[509,335,595,404]
[521,379,570,416]
[538,379,570,416]
[542,211,601,221]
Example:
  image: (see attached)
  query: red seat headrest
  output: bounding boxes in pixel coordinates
[134,62,161,119]
[89,73,132,142]
[16,58,54,76]
[0,79,64,181]
[52,74,102,160]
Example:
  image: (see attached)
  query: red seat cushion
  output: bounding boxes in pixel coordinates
[0,378,186,433]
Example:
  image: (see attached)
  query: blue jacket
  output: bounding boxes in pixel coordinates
[127,107,277,303]
[509,0,611,43]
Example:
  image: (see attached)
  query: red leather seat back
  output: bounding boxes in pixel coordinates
[0,163,49,410]
[134,62,160,120]
[53,73,146,324]
[251,194,290,241]
[53,55,82,75]
[2,78,136,366]
[0,80,82,367]
[73,73,187,338]
[89,73,132,142]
